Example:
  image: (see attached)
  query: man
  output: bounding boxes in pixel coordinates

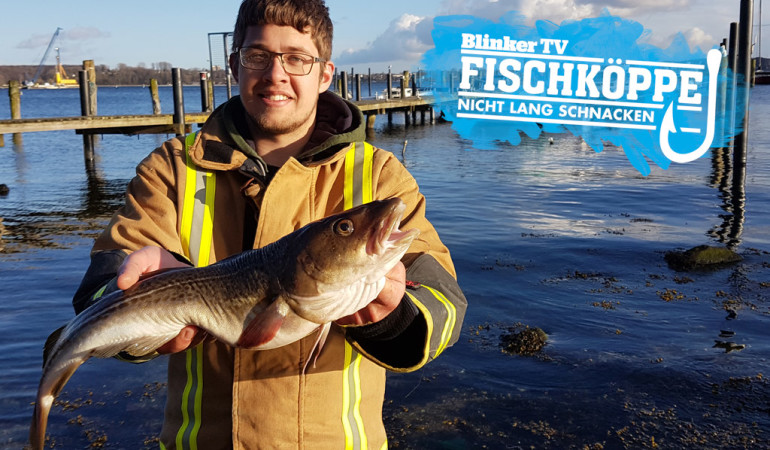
[72,0,467,448]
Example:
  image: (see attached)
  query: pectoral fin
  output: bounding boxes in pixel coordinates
[236,297,288,348]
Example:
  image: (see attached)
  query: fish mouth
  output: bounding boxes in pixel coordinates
[367,199,419,257]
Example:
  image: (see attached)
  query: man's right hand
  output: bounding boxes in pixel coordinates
[116,246,207,354]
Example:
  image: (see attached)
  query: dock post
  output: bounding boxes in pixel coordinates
[728,22,739,138]
[429,107,435,124]
[366,114,376,129]
[172,68,185,137]
[368,68,372,97]
[208,76,214,110]
[78,70,95,165]
[387,67,393,99]
[200,72,212,112]
[401,71,409,99]
[149,79,161,114]
[728,0,753,247]
[341,71,348,100]
[83,60,97,115]
[6,80,22,146]
[355,74,362,101]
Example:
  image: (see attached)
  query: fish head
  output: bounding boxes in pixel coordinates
[283,197,419,323]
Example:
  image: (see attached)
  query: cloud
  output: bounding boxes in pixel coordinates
[61,27,110,41]
[335,14,433,65]
[338,0,716,70]
[16,27,110,50]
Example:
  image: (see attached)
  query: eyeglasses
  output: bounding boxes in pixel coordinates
[238,48,326,76]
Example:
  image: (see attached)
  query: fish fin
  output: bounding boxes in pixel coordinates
[303,323,331,374]
[236,297,287,349]
[117,333,180,357]
[42,326,66,368]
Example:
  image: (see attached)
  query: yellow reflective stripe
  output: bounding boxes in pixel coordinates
[343,146,356,210]
[175,132,210,450]
[421,285,457,358]
[380,441,388,450]
[362,142,373,204]
[176,346,195,449]
[190,344,204,448]
[160,443,167,450]
[341,143,374,449]
[342,341,367,450]
[92,284,107,300]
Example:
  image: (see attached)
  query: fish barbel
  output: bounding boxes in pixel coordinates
[30,197,419,449]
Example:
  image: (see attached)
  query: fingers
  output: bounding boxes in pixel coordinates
[157,326,201,354]
[116,246,188,290]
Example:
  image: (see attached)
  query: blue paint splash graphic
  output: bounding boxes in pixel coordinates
[421,11,747,175]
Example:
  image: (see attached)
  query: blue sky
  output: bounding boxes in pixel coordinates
[0,0,764,74]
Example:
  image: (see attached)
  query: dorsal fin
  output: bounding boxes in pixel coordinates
[43,326,66,368]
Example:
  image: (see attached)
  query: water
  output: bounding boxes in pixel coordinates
[1,85,769,449]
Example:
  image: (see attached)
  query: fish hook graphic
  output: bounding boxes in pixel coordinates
[659,49,722,164]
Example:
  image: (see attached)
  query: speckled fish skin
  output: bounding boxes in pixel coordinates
[30,197,419,450]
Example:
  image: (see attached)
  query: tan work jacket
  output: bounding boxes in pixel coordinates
[85,94,466,449]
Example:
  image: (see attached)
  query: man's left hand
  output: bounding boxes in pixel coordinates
[335,261,406,326]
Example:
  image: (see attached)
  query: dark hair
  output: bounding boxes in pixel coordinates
[232,0,333,60]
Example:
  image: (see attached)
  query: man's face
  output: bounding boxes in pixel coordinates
[230,24,334,140]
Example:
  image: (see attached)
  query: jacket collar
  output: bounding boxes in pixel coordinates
[188,91,366,172]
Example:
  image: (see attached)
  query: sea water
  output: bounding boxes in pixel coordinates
[1,84,769,448]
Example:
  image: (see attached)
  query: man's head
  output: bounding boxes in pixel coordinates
[233,0,333,61]
[229,0,336,155]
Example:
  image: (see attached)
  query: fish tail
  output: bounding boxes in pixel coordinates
[30,355,87,449]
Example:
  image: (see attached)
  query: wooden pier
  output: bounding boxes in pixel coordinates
[0,66,436,142]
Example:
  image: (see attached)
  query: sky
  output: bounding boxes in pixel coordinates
[0,0,766,75]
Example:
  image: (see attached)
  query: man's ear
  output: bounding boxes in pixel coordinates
[319,61,335,93]
[229,52,240,82]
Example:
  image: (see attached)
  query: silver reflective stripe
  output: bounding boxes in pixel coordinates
[341,141,374,449]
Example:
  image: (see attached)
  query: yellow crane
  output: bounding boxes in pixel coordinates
[54,47,78,87]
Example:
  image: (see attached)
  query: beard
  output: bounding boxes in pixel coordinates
[248,103,317,136]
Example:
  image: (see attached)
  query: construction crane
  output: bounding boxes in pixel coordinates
[25,27,63,87]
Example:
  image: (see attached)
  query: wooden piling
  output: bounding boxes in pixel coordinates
[3,80,22,146]
[9,80,22,145]
[9,81,21,120]
[172,68,185,136]
[83,60,97,115]
[355,74,362,101]
[200,72,211,112]
[149,79,161,114]
[341,71,349,100]
[366,114,376,129]
[387,69,393,100]
[78,70,95,163]
[207,77,214,111]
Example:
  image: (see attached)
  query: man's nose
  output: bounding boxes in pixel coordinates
[264,54,290,80]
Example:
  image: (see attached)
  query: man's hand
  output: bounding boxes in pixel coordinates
[336,262,406,326]
[117,246,206,354]
[116,245,190,290]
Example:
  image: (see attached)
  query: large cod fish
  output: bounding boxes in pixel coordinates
[30,197,418,449]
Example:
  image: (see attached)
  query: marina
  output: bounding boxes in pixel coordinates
[1,84,769,448]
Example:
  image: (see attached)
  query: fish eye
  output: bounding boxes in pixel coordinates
[333,219,354,236]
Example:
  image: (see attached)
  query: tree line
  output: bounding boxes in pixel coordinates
[0,63,230,87]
